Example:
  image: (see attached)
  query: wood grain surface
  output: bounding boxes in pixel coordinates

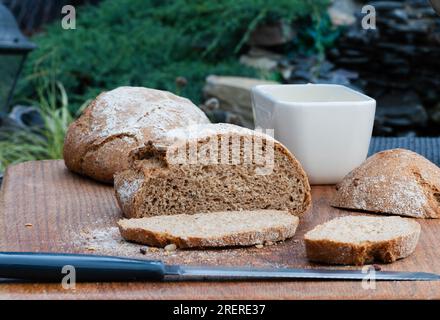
[0,160,439,300]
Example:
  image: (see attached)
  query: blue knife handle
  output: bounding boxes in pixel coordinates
[0,252,165,282]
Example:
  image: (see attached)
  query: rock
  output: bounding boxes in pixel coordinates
[240,49,281,75]
[239,55,278,71]
[328,0,440,136]
[285,54,359,87]
[369,1,403,11]
[164,244,177,252]
[203,75,278,128]
[209,110,228,123]
[328,0,359,26]
[246,47,283,60]
[203,97,220,111]
[280,65,294,81]
[247,21,295,47]
[8,105,44,128]
[375,92,428,128]
[430,102,440,125]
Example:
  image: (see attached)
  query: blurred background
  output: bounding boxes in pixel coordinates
[0,0,439,176]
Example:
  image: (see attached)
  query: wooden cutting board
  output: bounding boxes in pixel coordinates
[0,160,439,300]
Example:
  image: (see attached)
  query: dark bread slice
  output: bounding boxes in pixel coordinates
[118,210,299,248]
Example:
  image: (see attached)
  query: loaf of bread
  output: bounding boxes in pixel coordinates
[63,86,210,183]
[114,123,311,218]
[118,210,299,248]
[305,215,421,265]
[332,149,440,218]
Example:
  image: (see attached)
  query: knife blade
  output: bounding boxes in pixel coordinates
[166,265,440,281]
[0,252,439,282]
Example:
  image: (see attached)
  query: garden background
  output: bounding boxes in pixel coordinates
[1,0,439,177]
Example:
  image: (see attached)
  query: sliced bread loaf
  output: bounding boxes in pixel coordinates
[304,215,421,265]
[332,149,440,218]
[63,86,210,183]
[118,210,299,248]
[114,123,311,218]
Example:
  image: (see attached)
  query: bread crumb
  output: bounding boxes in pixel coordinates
[25,223,33,227]
[255,244,264,249]
[86,246,96,251]
[265,241,274,246]
[73,226,283,269]
[139,247,148,255]
[164,244,177,252]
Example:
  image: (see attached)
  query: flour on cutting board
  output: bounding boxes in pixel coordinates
[72,225,295,267]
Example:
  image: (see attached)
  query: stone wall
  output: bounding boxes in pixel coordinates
[329,0,440,136]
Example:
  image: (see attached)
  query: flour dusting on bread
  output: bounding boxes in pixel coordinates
[116,178,142,205]
[332,149,440,218]
[63,86,210,183]
[91,87,208,138]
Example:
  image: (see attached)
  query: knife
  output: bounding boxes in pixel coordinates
[0,252,439,282]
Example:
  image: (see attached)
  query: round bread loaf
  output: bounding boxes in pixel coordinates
[332,149,440,218]
[63,86,210,183]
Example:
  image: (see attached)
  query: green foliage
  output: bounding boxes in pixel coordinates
[16,0,330,112]
[0,81,79,172]
[296,8,341,59]
[0,130,48,172]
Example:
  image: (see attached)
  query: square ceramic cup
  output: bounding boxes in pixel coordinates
[251,84,376,185]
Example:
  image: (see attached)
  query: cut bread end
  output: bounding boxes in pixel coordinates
[114,124,311,219]
[304,215,421,265]
[118,210,299,248]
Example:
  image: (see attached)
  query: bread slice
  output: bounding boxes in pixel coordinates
[114,123,311,218]
[118,210,299,248]
[63,86,210,183]
[332,149,440,218]
[304,215,421,265]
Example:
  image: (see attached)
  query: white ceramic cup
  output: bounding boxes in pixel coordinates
[251,84,376,185]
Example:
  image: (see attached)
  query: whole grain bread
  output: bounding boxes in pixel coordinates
[114,123,311,218]
[332,149,440,218]
[118,210,299,248]
[63,86,210,183]
[304,215,421,265]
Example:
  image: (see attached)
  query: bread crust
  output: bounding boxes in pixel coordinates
[117,211,299,248]
[114,124,312,218]
[332,149,440,218]
[304,216,421,265]
[63,87,210,183]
